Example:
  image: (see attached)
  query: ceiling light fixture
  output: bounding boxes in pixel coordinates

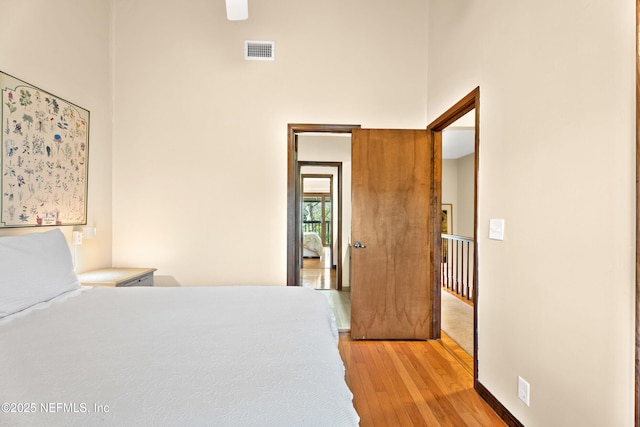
[225,0,248,20]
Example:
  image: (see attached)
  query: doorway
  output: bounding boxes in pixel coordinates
[427,87,480,382]
[287,125,358,332]
[286,124,360,288]
[288,124,439,338]
[439,109,476,370]
[285,96,479,344]
[300,170,336,290]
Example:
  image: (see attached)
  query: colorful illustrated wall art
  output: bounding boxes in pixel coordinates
[1,71,89,228]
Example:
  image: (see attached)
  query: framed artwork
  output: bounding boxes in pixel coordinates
[441,204,453,262]
[442,203,453,235]
[1,71,89,228]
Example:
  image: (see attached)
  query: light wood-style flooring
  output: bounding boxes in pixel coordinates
[301,247,336,290]
[440,331,474,376]
[318,289,351,332]
[339,334,505,426]
[307,251,494,425]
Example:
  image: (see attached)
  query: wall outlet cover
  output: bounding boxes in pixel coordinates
[518,376,530,406]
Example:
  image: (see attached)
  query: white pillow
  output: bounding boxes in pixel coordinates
[0,229,80,318]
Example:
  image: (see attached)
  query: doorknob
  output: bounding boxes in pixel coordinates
[353,241,367,249]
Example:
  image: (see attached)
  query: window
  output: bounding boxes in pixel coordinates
[303,193,331,246]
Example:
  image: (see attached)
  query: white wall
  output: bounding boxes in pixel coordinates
[0,0,112,272]
[457,153,474,238]
[111,0,428,286]
[442,155,474,238]
[302,177,331,193]
[441,159,459,229]
[428,1,635,426]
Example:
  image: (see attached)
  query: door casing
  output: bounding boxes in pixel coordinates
[427,88,480,353]
[286,90,479,341]
[300,166,340,289]
[287,124,360,287]
[427,88,523,426]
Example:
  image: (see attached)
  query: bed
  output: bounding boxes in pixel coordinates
[0,229,359,426]
[303,232,324,258]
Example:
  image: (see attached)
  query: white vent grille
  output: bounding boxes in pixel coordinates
[244,40,275,61]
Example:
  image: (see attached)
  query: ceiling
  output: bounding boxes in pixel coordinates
[442,128,475,159]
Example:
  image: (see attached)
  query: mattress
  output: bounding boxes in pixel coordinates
[0,285,359,426]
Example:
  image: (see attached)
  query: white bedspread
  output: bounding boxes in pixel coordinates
[0,286,359,426]
[303,232,323,257]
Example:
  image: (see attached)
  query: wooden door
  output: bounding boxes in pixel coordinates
[350,129,434,340]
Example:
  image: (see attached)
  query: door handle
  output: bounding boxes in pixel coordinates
[353,241,367,249]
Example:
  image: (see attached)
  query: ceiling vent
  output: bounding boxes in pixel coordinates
[244,40,275,61]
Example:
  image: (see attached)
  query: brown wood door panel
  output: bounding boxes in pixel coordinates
[350,128,434,340]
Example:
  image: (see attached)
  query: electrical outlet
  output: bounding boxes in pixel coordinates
[72,231,83,245]
[518,376,530,406]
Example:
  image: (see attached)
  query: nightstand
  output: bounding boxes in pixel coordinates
[78,267,157,287]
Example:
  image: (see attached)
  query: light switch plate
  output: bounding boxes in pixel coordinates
[489,219,505,240]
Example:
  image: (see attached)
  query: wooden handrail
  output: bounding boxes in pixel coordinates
[441,234,475,302]
[442,234,474,243]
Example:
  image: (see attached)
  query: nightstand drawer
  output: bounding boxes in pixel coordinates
[120,273,153,287]
[78,268,157,287]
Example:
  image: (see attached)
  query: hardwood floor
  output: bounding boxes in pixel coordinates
[339,334,506,426]
[318,289,351,331]
[309,254,499,425]
[301,247,336,289]
[440,331,474,376]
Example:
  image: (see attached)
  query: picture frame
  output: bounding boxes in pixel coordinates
[1,71,89,228]
[441,203,453,235]
[441,203,453,262]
